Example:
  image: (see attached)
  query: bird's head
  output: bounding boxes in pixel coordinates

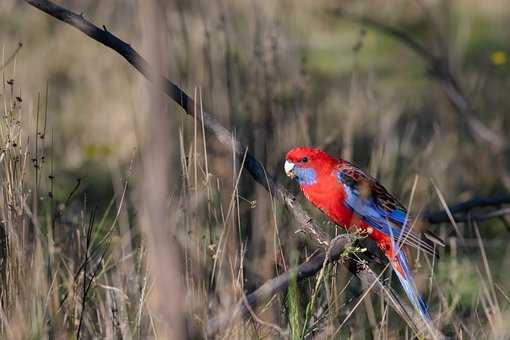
[284,147,337,186]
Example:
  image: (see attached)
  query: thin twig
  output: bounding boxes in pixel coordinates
[77,208,96,340]
[0,43,23,72]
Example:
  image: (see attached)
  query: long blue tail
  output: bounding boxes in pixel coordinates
[393,249,431,322]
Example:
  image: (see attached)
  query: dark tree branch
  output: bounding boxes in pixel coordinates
[206,236,350,336]
[425,195,510,224]
[206,236,433,337]
[24,0,331,247]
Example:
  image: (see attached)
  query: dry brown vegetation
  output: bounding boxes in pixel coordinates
[1,0,510,338]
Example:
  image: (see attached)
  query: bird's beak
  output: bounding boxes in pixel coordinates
[284,160,296,178]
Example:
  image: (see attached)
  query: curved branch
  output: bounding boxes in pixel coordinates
[334,9,506,150]
[206,236,435,337]
[23,0,332,246]
[206,237,350,336]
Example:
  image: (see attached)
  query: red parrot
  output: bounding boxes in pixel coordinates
[284,147,443,322]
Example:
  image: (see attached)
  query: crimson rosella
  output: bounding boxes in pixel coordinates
[284,147,443,323]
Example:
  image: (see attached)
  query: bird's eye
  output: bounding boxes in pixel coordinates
[301,157,308,163]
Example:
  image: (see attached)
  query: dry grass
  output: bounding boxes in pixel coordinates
[1,0,510,338]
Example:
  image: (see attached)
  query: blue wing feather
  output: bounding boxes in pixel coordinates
[388,208,407,224]
[339,170,405,236]
[335,166,436,256]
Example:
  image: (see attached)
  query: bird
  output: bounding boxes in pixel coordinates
[284,146,444,325]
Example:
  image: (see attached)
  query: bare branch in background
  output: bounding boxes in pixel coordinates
[334,9,506,151]
[426,195,510,224]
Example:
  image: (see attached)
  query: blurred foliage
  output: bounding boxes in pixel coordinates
[1,0,510,338]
